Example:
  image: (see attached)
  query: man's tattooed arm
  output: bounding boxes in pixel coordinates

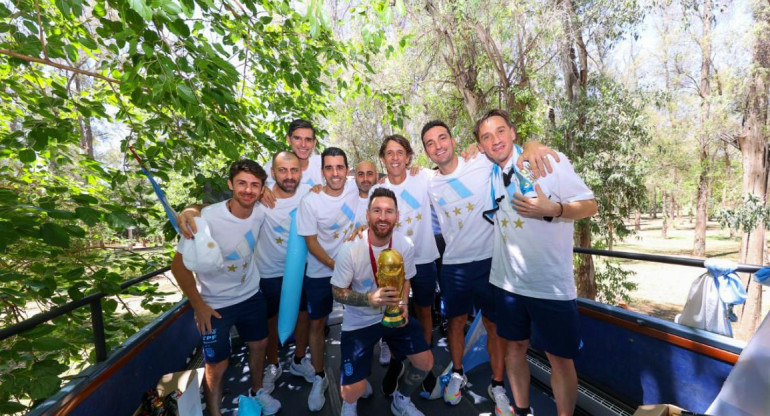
[332,286,371,307]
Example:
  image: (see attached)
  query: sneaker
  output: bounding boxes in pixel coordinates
[248,388,282,415]
[488,384,514,416]
[442,371,467,405]
[341,400,358,416]
[361,380,373,399]
[381,359,405,396]
[308,374,329,411]
[262,364,282,394]
[379,340,391,365]
[391,391,425,416]
[290,356,315,383]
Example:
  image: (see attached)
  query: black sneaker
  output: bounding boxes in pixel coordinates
[381,359,405,396]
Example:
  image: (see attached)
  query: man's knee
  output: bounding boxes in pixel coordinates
[447,315,466,331]
[246,338,268,352]
[310,317,327,331]
[507,339,529,356]
[205,359,229,380]
[409,350,434,371]
[546,352,575,374]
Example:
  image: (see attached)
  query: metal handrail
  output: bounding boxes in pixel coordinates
[0,266,171,361]
[574,247,764,273]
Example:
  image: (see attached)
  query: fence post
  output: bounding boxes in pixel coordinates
[90,300,107,362]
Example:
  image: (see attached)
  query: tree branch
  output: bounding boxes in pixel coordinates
[0,49,121,83]
[34,0,48,60]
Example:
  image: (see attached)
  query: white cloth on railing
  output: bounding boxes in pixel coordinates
[707,312,770,416]
[674,259,746,337]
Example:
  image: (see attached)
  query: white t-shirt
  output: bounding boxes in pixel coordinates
[370,170,439,265]
[176,201,265,309]
[265,153,323,188]
[489,149,594,300]
[355,195,368,228]
[330,231,417,331]
[429,157,494,264]
[255,184,311,279]
[297,181,361,277]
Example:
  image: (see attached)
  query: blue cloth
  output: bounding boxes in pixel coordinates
[755,267,770,285]
[704,260,747,306]
[238,395,262,415]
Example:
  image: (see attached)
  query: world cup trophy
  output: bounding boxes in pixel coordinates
[377,248,405,327]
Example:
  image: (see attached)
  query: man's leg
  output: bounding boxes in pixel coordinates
[247,338,268,391]
[341,380,369,403]
[295,311,310,359]
[266,315,279,365]
[547,353,577,416]
[506,339,531,412]
[446,314,467,370]
[412,262,438,346]
[415,304,433,346]
[203,360,229,416]
[482,316,506,384]
[309,315,328,372]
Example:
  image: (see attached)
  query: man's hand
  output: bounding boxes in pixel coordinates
[346,225,368,242]
[177,207,202,239]
[518,142,560,179]
[395,303,409,327]
[192,303,222,335]
[460,142,480,160]
[512,184,560,218]
[260,187,276,209]
[368,286,401,307]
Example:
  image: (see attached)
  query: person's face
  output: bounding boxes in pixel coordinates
[367,196,398,239]
[287,127,316,161]
[422,126,456,167]
[476,116,516,166]
[272,155,301,194]
[381,140,409,177]
[355,162,377,195]
[322,155,347,192]
[228,171,263,208]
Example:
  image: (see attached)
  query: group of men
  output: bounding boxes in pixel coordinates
[171,112,597,416]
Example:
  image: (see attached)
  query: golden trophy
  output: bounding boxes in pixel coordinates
[377,248,406,327]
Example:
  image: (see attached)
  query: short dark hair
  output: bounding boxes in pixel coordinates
[288,119,316,139]
[321,147,348,169]
[420,120,452,147]
[379,134,413,164]
[228,159,267,184]
[368,187,398,209]
[272,150,300,166]
[473,109,516,141]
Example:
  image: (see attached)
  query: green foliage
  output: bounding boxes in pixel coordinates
[594,259,638,304]
[716,193,770,233]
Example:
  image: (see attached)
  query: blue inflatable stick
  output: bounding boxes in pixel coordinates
[278,209,308,344]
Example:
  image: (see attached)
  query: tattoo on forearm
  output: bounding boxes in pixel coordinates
[333,287,370,307]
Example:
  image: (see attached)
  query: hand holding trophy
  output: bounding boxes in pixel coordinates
[376,248,406,327]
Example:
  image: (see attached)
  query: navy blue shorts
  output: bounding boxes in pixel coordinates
[339,319,430,385]
[260,276,307,319]
[494,287,582,359]
[440,258,496,322]
[201,291,268,364]
[304,276,333,320]
[411,262,438,307]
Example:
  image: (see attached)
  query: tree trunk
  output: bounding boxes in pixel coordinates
[735,0,770,339]
[650,188,657,219]
[575,220,596,299]
[662,191,668,239]
[634,210,641,231]
[692,0,713,258]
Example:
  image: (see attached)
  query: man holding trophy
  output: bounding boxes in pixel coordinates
[331,188,435,416]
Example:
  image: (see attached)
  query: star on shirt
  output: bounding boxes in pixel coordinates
[444,211,450,217]
[276,237,284,245]
[514,219,524,228]
[333,231,340,239]
[501,219,509,228]
[453,207,462,216]
[242,262,248,269]
[227,264,237,272]
[396,221,402,228]
[406,217,413,224]
[466,202,475,212]
[416,214,422,221]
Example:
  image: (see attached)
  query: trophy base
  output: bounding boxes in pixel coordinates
[381,311,405,328]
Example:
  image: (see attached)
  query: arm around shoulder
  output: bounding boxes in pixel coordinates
[561,198,598,220]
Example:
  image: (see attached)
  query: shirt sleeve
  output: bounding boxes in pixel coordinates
[403,239,417,280]
[296,193,318,237]
[540,153,594,203]
[330,242,354,289]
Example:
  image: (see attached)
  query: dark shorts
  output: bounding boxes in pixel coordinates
[441,258,496,322]
[201,291,268,364]
[411,261,438,307]
[260,276,307,319]
[494,287,582,359]
[304,276,333,320]
[339,319,430,385]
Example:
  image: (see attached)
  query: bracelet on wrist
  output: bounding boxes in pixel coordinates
[556,202,564,218]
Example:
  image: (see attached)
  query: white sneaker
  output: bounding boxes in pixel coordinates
[308,374,329,411]
[248,388,281,415]
[391,391,424,416]
[341,400,358,416]
[262,364,282,394]
[379,340,391,365]
[361,380,373,399]
[488,384,514,416]
[442,371,467,405]
[290,356,315,383]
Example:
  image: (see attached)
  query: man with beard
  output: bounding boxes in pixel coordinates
[475,110,597,416]
[354,161,378,228]
[332,188,434,416]
[297,147,361,411]
[171,160,280,416]
[264,119,324,187]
